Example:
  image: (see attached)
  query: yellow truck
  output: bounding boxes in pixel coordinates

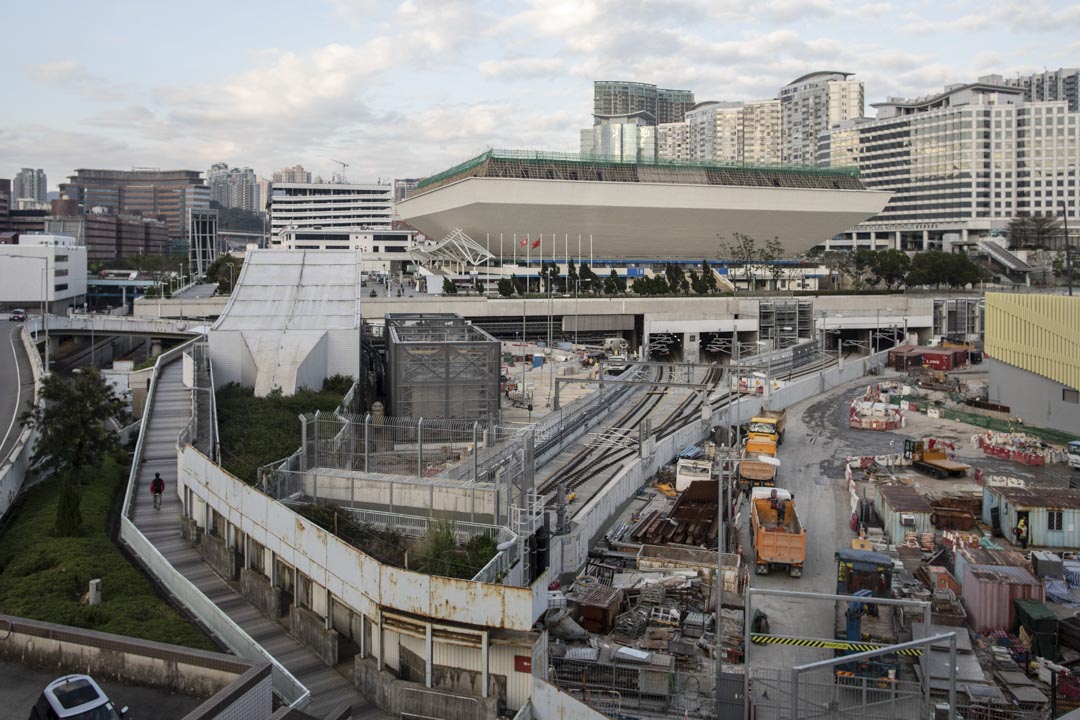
[747,406,787,446]
[736,439,779,496]
[750,487,805,577]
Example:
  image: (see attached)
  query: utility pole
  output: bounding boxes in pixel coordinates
[1063,201,1073,297]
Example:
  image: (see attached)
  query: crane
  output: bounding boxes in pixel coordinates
[330,159,349,183]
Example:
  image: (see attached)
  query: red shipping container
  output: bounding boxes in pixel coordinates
[922,351,954,371]
[961,563,1044,632]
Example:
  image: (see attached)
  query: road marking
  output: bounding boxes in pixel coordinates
[2,325,23,456]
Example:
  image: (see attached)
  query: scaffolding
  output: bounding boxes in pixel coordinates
[414,149,865,197]
[933,298,983,341]
[759,300,813,348]
[386,313,501,421]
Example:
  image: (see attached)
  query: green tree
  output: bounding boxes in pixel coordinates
[511,274,526,296]
[442,277,458,295]
[868,249,911,290]
[841,248,877,290]
[497,278,514,298]
[719,233,761,289]
[54,478,82,537]
[579,263,599,294]
[688,269,708,295]
[1007,214,1062,249]
[907,251,985,288]
[210,202,266,233]
[605,269,624,295]
[761,237,785,290]
[664,263,685,294]
[566,259,578,292]
[205,254,244,292]
[702,259,718,293]
[21,368,125,479]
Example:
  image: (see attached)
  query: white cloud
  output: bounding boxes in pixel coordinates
[25,61,128,101]
[479,57,566,79]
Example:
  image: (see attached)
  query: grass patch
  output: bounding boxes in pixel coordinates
[215,379,348,484]
[0,458,215,650]
[296,503,499,580]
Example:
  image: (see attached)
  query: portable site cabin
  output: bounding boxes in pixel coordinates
[982,485,1080,549]
[875,484,934,544]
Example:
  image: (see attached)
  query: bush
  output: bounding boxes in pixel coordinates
[215,382,346,483]
[0,460,214,649]
[54,478,82,537]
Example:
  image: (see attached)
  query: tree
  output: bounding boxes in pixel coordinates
[840,249,877,291]
[567,259,578,292]
[1007,214,1063,249]
[442,277,458,295]
[761,237,785,290]
[688,269,708,295]
[906,251,985,288]
[511,274,526,296]
[664,263,686,294]
[868,249,911,290]
[210,202,266,233]
[22,368,125,479]
[719,233,762,289]
[701,259,718,293]
[579,263,599,295]
[606,269,624,296]
[205,254,244,292]
[497,278,514,298]
[474,278,484,295]
[54,478,83,536]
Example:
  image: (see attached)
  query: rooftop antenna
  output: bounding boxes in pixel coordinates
[330,159,349,183]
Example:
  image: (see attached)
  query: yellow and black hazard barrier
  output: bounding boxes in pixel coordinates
[751,634,922,656]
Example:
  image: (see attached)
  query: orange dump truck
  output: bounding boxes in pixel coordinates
[737,436,779,495]
[750,487,806,577]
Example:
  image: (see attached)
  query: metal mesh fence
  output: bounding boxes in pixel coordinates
[749,666,927,720]
[549,657,716,719]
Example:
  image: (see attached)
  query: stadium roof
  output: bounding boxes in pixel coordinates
[398,150,889,260]
[414,149,862,198]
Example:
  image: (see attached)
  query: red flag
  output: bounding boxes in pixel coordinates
[531,238,541,249]
[519,237,528,247]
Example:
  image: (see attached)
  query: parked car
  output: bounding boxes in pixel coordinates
[9,308,27,322]
[29,675,128,719]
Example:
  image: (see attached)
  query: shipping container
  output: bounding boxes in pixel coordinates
[875,485,934,544]
[921,350,954,371]
[961,563,1044,632]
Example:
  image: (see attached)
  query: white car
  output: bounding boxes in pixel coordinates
[29,675,128,720]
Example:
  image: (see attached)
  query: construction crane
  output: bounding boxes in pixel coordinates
[330,159,349,183]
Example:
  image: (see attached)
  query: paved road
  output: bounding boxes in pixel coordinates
[0,660,203,720]
[0,320,35,463]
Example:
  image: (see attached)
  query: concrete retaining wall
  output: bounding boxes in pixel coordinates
[289,606,338,668]
[240,568,282,619]
[0,327,43,520]
[199,532,240,582]
[354,656,500,720]
[0,614,272,719]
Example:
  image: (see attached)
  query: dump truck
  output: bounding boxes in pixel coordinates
[834,549,898,686]
[905,439,970,479]
[736,449,778,496]
[747,406,787,445]
[750,487,805,577]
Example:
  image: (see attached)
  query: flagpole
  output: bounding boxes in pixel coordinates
[527,234,531,292]
[514,233,517,267]
[590,234,594,267]
[485,233,490,295]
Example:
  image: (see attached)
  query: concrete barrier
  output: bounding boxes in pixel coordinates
[0,326,44,520]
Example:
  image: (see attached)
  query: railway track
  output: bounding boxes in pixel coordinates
[536,352,841,511]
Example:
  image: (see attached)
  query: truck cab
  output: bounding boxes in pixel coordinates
[1068,441,1080,470]
[834,549,898,685]
[747,406,786,445]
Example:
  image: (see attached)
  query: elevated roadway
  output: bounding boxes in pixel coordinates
[0,321,35,465]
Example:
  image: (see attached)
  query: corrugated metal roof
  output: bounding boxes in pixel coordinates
[989,485,1080,510]
[966,564,1041,586]
[878,484,934,513]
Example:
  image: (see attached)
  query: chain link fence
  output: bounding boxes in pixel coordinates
[549,656,716,719]
[749,665,927,720]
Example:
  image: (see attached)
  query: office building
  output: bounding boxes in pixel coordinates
[206,163,260,212]
[593,81,694,125]
[60,169,209,243]
[13,168,47,202]
[267,181,393,244]
[397,149,889,259]
[821,81,1080,251]
[189,208,219,277]
[779,71,863,165]
[0,234,88,313]
[657,122,692,161]
[272,165,312,184]
[985,293,1080,431]
[44,209,168,262]
[580,113,657,162]
[684,99,782,165]
[393,178,421,203]
[0,179,10,232]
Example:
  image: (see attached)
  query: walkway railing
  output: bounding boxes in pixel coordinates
[0,326,45,519]
[118,338,311,710]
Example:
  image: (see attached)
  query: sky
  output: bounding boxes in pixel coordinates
[4,0,1080,192]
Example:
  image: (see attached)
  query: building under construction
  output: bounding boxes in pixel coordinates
[385,313,501,421]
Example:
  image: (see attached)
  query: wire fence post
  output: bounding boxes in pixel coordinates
[363,412,371,472]
[473,422,480,483]
[417,417,424,480]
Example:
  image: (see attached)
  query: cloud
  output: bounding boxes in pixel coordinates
[25,61,128,101]
[479,57,566,79]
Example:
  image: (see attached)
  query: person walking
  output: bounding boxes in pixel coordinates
[151,472,165,510]
[1016,517,1028,550]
